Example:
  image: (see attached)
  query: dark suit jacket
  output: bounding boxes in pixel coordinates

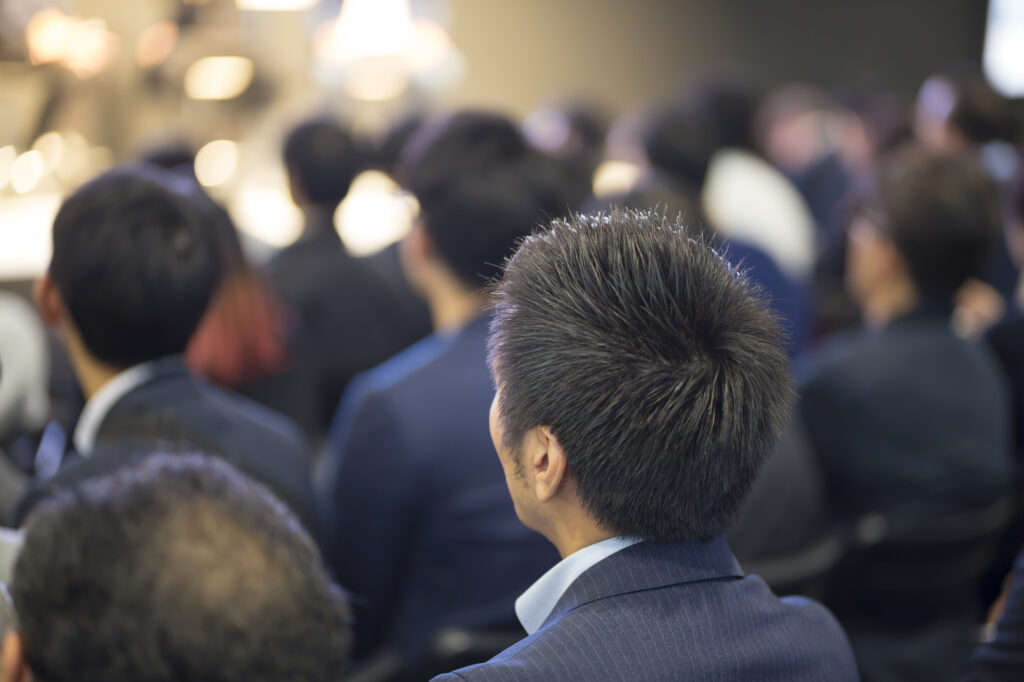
[433,538,859,681]
[969,544,1024,681]
[19,358,315,530]
[318,314,559,667]
[246,224,425,439]
[798,304,1013,525]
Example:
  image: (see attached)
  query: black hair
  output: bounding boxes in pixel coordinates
[874,148,1001,301]
[14,453,350,682]
[49,164,223,368]
[401,110,571,288]
[283,118,361,208]
[489,208,793,542]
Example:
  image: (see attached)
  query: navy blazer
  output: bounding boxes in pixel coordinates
[19,358,315,529]
[798,305,1013,525]
[433,537,859,681]
[317,314,559,667]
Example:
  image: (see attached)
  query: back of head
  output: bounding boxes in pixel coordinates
[397,110,528,198]
[875,147,1000,301]
[13,454,350,682]
[402,110,571,288]
[642,98,718,191]
[284,118,361,208]
[49,164,222,368]
[489,209,793,542]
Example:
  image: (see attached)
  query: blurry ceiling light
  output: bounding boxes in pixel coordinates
[194,140,239,187]
[236,0,318,10]
[592,160,643,199]
[0,194,62,279]
[332,0,414,61]
[136,21,179,69]
[184,57,254,100]
[11,151,45,194]
[985,0,1024,96]
[343,64,411,101]
[335,171,418,256]
[63,19,119,78]
[32,132,64,171]
[0,146,17,190]
[407,19,454,74]
[230,186,302,247]
[26,8,75,65]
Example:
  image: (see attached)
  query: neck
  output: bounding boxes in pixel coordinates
[862,279,919,329]
[426,283,489,334]
[64,329,122,400]
[542,504,618,559]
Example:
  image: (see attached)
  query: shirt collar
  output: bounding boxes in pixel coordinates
[72,361,160,456]
[514,536,641,635]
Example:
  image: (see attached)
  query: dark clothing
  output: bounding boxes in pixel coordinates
[969,545,1024,681]
[19,358,314,529]
[986,313,1024,462]
[318,314,559,668]
[799,305,1013,526]
[364,242,432,339]
[433,538,859,681]
[250,226,424,440]
[729,417,831,563]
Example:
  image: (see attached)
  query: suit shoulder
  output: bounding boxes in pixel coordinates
[199,382,308,453]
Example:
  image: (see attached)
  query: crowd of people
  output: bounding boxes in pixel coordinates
[0,67,1023,681]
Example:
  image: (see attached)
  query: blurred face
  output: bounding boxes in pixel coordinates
[845,213,890,309]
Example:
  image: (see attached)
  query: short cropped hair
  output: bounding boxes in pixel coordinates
[13,454,350,682]
[401,110,570,288]
[874,148,1000,301]
[49,165,221,369]
[489,209,793,542]
[283,118,361,208]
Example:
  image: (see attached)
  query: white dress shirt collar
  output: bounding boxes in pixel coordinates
[72,362,158,456]
[515,536,641,635]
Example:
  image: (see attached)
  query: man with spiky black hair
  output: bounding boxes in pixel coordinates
[433,208,857,681]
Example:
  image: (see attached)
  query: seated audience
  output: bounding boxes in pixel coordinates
[434,209,858,681]
[253,118,428,440]
[799,149,1012,680]
[800,149,1011,524]
[3,453,349,682]
[317,111,564,672]
[19,165,314,528]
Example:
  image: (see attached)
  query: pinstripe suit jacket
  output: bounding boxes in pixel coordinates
[433,537,858,681]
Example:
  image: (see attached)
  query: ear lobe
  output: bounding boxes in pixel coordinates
[1,632,31,682]
[532,427,569,503]
[34,275,62,327]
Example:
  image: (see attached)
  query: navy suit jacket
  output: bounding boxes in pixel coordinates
[19,358,315,529]
[318,314,559,666]
[798,305,1013,525]
[434,537,859,681]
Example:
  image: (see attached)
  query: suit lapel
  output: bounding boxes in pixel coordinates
[540,536,743,630]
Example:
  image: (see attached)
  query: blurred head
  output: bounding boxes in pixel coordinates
[38,164,222,371]
[488,209,793,544]
[4,453,350,682]
[847,148,1000,312]
[283,118,361,210]
[399,110,570,294]
[641,98,718,191]
[915,72,1018,154]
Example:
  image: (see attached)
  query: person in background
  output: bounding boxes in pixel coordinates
[254,117,427,442]
[2,453,349,682]
[20,164,315,529]
[317,111,565,674]
[434,209,857,681]
[799,148,1012,679]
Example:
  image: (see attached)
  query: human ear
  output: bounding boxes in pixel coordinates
[34,275,62,327]
[1,632,32,682]
[529,426,569,503]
